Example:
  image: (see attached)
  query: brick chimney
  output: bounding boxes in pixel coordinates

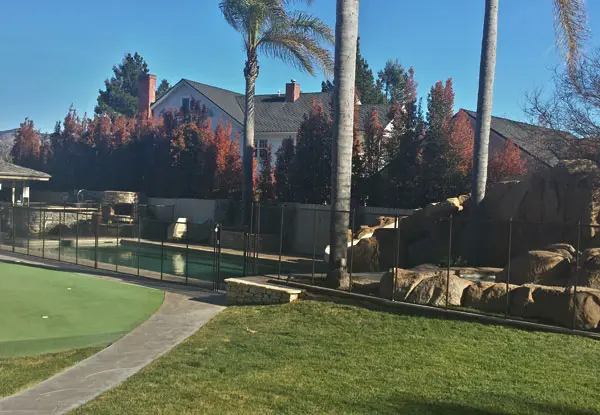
[138,73,157,118]
[285,80,301,102]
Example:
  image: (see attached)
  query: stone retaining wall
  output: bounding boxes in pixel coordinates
[225,278,302,305]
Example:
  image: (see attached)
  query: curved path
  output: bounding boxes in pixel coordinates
[0,253,225,415]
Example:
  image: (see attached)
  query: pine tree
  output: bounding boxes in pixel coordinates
[321,80,334,92]
[355,38,385,104]
[258,143,275,201]
[378,59,407,104]
[291,99,333,203]
[95,53,149,117]
[274,138,295,202]
[363,107,384,177]
[156,79,171,99]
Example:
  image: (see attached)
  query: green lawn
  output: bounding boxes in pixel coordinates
[0,262,164,357]
[0,348,100,397]
[75,301,600,415]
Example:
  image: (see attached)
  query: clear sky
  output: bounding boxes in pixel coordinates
[1,0,599,132]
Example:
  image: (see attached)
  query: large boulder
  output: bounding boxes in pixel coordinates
[379,268,442,301]
[575,248,600,289]
[348,238,379,273]
[496,250,571,286]
[407,274,473,307]
[462,282,518,313]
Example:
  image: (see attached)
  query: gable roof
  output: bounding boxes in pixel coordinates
[0,160,51,181]
[183,80,245,125]
[156,78,395,134]
[461,109,576,167]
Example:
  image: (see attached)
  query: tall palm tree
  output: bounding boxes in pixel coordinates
[327,0,359,290]
[471,0,588,208]
[219,0,334,224]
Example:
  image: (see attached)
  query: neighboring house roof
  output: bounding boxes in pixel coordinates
[0,160,51,181]
[183,79,245,125]
[461,109,575,167]
[155,79,395,134]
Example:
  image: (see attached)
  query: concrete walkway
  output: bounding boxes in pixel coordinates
[0,252,226,415]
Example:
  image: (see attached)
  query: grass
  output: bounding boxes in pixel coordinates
[0,262,164,357]
[0,348,100,398]
[75,301,600,415]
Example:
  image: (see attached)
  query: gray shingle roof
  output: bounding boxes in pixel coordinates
[462,109,575,167]
[179,79,395,134]
[0,160,51,180]
[183,80,245,125]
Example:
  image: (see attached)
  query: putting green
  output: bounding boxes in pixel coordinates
[0,262,164,357]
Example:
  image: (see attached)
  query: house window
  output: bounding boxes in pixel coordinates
[257,139,268,160]
[181,97,190,112]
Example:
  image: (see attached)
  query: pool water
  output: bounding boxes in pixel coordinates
[46,244,247,281]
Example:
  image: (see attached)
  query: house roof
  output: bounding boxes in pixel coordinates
[461,109,575,167]
[158,78,395,134]
[0,160,51,181]
[183,79,245,125]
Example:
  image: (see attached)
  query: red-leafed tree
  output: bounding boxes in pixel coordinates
[258,143,275,201]
[448,110,475,174]
[488,138,527,183]
[219,134,243,197]
[11,118,41,169]
[363,107,384,177]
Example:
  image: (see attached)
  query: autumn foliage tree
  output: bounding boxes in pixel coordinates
[11,118,41,169]
[488,138,527,183]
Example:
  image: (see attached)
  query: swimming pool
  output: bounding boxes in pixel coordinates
[40,243,304,281]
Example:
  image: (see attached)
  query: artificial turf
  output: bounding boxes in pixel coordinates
[0,262,164,357]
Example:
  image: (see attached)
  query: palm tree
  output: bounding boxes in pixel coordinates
[327,0,360,290]
[219,0,334,224]
[471,0,588,208]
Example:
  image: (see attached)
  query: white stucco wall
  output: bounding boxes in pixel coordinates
[151,82,243,140]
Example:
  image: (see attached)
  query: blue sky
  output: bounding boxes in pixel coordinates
[1,0,599,132]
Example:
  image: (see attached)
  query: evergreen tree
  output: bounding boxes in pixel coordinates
[258,143,275,201]
[274,138,295,202]
[156,79,171,99]
[95,53,149,117]
[291,99,332,203]
[363,107,384,177]
[321,80,334,92]
[355,38,385,104]
[378,59,407,104]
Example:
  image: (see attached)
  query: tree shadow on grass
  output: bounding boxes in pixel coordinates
[358,392,598,415]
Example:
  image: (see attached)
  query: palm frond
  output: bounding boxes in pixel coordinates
[554,0,589,75]
[259,33,333,76]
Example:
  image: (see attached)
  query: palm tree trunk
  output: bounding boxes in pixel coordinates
[471,0,498,208]
[243,53,259,226]
[328,0,359,290]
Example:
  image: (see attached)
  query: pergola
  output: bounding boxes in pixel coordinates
[0,160,51,206]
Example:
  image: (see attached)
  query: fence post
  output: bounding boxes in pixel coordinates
[445,216,453,309]
[392,216,399,302]
[254,203,261,276]
[42,208,45,259]
[249,202,255,276]
[349,209,356,290]
[216,223,222,291]
[11,207,15,253]
[277,205,284,279]
[115,220,119,273]
[160,240,164,281]
[242,227,248,277]
[58,207,63,262]
[94,211,99,269]
[75,210,79,265]
[505,218,513,318]
[573,221,582,330]
[311,206,318,285]
[26,207,30,256]
[136,220,141,277]
[185,240,189,285]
